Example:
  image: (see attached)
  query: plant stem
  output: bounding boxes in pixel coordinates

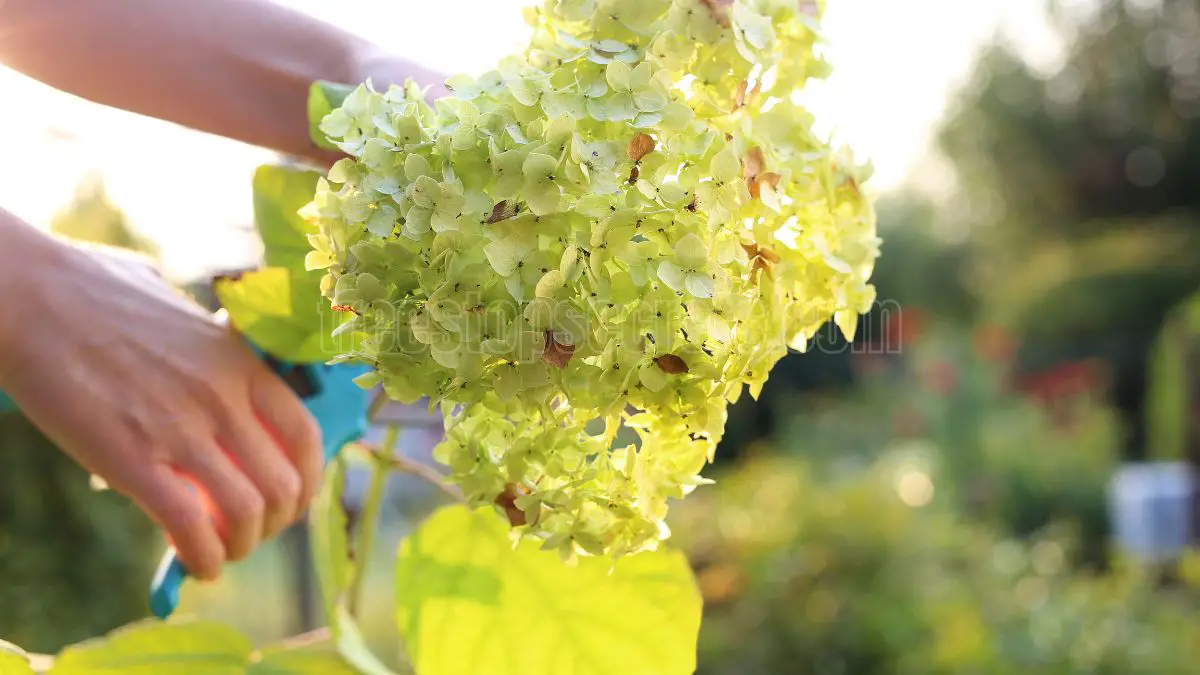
[275,627,332,650]
[366,388,389,422]
[347,424,398,618]
[354,440,465,503]
[390,453,466,503]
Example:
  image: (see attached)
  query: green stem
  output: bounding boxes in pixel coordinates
[348,424,399,618]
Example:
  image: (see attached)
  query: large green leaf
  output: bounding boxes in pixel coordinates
[47,621,356,675]
[252,165,321,275]
[307,81,354,151]
[223,164,352,362]
[394,506,702,675]
[214,267,332,363]
[49,621,250,674]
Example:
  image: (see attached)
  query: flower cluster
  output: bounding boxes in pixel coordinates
[304,0,879,559]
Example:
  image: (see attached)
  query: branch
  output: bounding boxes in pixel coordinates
[273,627,332,651]
[356,442,465,503]
[366,388,389,422]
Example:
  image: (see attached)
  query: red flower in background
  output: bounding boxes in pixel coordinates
[878,306,927,353]
[1017,359,1108,406]
[922,359,959,395]
[972,324,1017,364]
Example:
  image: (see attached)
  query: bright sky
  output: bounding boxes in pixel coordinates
[0,0,1061,280]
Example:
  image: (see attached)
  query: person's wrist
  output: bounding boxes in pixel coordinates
[0,215,71,387]
[350,45,450,101]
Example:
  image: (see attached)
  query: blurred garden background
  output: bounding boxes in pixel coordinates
[3,0,1200,672]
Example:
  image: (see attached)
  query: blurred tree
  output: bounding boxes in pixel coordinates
[0,176,158,651]
[867,193,977,324]
[940,0,1200,245]
[49,174,158,255]
[938,0,1200,459]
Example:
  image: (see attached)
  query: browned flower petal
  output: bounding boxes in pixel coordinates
[734,80,748,110]
[743,146,766,181]
[749,170,782,200]
[654,354,690,374]
[843,176,862,197]
[699,0,734,28]
[487,200,519,224]
[495,483,528,527]
[627,133,656,162]
[543,330,576,369]
[742,242,781,280]
[629,164,641,184]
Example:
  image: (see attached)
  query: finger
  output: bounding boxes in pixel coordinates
[127,465,226,581]
[178,443,265,563]
[218,413,303,541]
[250,371,323,521]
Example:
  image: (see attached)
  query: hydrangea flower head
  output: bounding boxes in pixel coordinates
[305,0,879,559]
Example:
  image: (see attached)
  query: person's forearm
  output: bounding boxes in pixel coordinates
[0,211,68,384]
[0,0,444,164]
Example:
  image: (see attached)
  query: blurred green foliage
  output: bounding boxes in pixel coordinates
[0,414,156,652]
[0,178,158,651]
[1147,291,1200,460]
[769,329,1118,567]
[680,282,1200,673]
[677,453,1200,675]
[868,194,977,323]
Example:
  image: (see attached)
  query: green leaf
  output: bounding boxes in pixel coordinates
[308,81,355,151]
[216,164,350,362]
[49,620,252,674]
[46,620,358,675]
[252,165,322,275]
[214,267,332,362]
[394,506,702,675]
[310,455,354,633]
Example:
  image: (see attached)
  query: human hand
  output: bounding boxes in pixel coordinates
[0,230,323,581]
[354,49,452,102]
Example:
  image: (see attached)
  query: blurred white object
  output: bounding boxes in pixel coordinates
[1108,461,1196,562]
